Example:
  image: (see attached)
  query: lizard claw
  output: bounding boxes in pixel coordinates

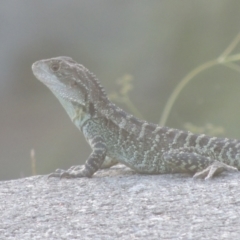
[47,168,66,179]
[60,172,72,179]
[48,166,87,179]
[48,172,61,178]
[193,161,238,180]
[48,170,74,179]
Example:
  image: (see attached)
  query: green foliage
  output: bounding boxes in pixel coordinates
[160,33,240,127]
[110,33,240,135]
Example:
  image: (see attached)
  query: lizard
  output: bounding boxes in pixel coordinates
[32,56,239,180]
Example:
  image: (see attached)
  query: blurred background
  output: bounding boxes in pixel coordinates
[1,1,240,180]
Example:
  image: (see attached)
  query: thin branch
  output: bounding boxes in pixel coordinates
[159,59,218,126]
[159,33,240,127]
[219,33,240,60]
[223,62,240,74]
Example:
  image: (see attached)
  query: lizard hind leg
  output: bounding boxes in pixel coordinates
[162,149,238,180]
[193,161,238,180]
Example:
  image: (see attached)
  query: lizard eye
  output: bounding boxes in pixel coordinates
[50,62,60,72]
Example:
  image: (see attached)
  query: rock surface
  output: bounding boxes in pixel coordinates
[0,164,240,239]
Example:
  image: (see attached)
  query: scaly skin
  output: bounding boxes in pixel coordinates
[32,56,238,179]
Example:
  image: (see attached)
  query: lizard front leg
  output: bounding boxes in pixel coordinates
[163,148,238,180]
[48,136,107,178]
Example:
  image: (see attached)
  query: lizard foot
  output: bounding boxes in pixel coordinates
[48,165,87,179]
[193,161,238,180]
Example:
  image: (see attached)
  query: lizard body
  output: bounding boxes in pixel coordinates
[32,56,238,179]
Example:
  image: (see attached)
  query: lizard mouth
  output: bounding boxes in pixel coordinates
[32,61,57,87]
[32,60,85,104]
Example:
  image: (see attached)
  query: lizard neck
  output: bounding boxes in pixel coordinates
[56,92,115,131]
[56,95,90,129]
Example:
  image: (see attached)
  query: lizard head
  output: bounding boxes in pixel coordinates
[32,56,109,126]
[32,56,97,106]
